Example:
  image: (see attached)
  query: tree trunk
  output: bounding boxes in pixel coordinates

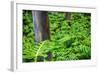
[65,12,72,21]
[32,11,50,43]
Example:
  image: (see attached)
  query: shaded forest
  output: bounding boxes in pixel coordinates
[23,10,91,62]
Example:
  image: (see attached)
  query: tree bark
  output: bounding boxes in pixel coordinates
[65,12,72,21]
[32,11,50,43]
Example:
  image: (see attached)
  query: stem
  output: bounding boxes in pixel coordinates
[35,41,46,62]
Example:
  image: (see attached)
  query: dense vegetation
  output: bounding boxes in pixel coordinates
[23,10,91,62]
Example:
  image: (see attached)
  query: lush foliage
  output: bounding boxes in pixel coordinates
[23,10,91,62]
